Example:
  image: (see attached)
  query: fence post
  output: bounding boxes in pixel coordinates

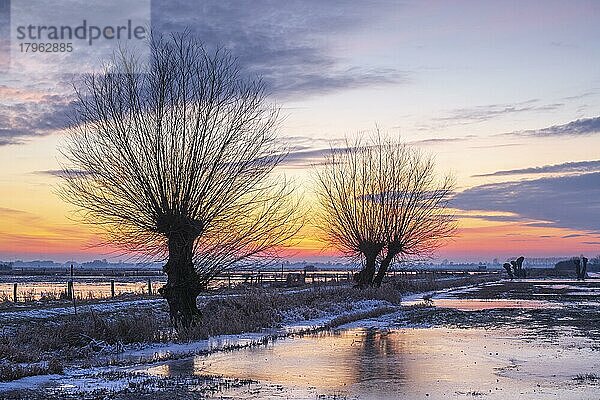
[110,280,115,298]
[69,263,77,314]
[13,283,17,302]
[228,273,231,289]
[148,279,152,295]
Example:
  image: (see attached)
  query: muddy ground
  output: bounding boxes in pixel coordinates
[403,279,600,343]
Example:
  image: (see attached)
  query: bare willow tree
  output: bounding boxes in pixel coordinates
[314,133,455,288]
[60,34,300,328]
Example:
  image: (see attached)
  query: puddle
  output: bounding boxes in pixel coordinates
[132,327,599,399]
[413,279,600,309]
[427,298,557,310]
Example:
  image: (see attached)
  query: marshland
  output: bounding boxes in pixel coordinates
[2,2,600,399]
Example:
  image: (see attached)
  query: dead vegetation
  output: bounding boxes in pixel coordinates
[0,309,168,381]
[0,275,498,382]
[0,284,405,382]
[0,359,63,383]
[574,373,599,382]
[179,285,401,340]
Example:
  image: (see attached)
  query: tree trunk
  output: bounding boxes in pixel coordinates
[355,252,378,289]
[373,255,393,288]
[159,233,203,329]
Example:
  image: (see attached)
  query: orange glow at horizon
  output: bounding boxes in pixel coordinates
[0,135,598,262]
[1,202,598,262]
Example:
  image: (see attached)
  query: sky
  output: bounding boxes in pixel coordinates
[0,0,599,263]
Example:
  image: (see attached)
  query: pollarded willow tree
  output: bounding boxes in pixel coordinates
[314,134,456,288]
[60,34,301,328]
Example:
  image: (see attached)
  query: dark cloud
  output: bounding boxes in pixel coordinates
[0,137,20,146]
[453,172,600,232]
[281,135,478,167]
[469,143,523,149]
[33,169,91,179]
[280,148,336,168]
[549,41,578,49]
[450,209,525,223]
[509,116,600,137]
[430,99,563,127]
[473,160,600,177]
[1,1,408,146]
[0,87,75,146]
[278,135,344,152]
[523,221,556,228]
[459,214,527,223]
[408,137,473,146]
[561,91,596,101]
[151,0,409,99]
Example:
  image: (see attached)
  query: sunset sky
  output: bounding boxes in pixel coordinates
[1,0,599,263]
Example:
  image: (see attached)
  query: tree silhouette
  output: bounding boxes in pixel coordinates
[60,34,300,328]
[314,133,455,288]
